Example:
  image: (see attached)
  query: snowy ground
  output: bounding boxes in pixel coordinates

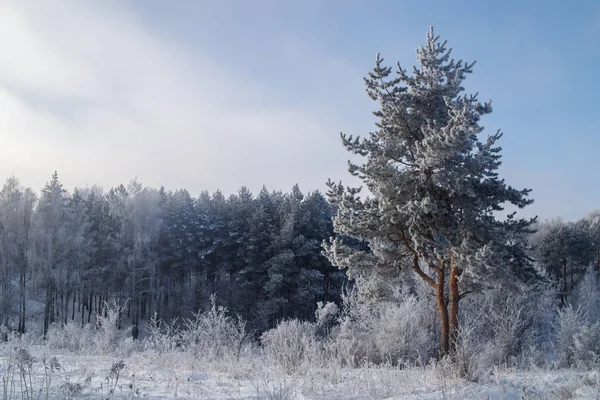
[2,344,600,399]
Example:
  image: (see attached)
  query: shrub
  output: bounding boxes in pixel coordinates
[180,295,249,362]
[143,295,250,363]
[261,319,318,374]
[94,300,131,355]
[314,301,339,337]
[555,305,600,368]
[332,280,436,367]
[457,283,558,375]
[46,322,93,354]
[142,313,182,354]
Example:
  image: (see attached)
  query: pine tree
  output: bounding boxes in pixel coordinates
[324,28,536,358]
[0,177,36,333]
[82,187,118,324]
[536,219,592,305]
[163,189,200,280]
[32,171,73,337]
[295,191,341,317]
[583,211,600,272]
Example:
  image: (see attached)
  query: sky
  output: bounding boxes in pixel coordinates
[0,0,598,221]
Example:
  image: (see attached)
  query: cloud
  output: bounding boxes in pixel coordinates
[0,0,359,196]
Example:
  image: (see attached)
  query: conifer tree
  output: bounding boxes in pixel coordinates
[32,172,72,337]
[324,28,537,358]
[536,220,592,305]
[0,177,36,333]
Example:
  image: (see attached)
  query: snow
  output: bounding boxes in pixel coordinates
[2,344,600,399]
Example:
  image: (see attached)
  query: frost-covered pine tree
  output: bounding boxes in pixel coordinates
[0,177,36,333]
[324,28,537,358]
[536,219,592,305]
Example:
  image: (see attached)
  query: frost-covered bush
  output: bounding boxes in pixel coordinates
[461,292,529,369]
[142,313,182,354]
[332,278,436,366]
[44,302,135,356]
[315,301,339,337]
[141,296,250,365]
[261,319,318,374]
[176,296,248,361]
[457,283,558,375]
[555,305,600,369]
[0,324,8,342]
[46,322,94,354]
[572,323,600,369]
[373,296,435,364]
[94,300,131,355]
[571,265,600,323]
[547,265,600,369]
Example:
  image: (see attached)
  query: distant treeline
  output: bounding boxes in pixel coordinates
[0,172,345,337]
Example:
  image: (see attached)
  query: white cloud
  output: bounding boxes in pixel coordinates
[0,0,359,196]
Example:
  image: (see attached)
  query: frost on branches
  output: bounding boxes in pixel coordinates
[324,27,537,358]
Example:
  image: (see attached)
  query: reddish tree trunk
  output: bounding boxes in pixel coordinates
[449,264,460,356]
[435,267,449,359]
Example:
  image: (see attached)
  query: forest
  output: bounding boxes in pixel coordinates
[1,171,600,347]
[0,174,346,338]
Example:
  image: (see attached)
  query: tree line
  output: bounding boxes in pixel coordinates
[0,173,345,338]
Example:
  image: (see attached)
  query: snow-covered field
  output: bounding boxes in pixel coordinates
[2,343,600,400]
[2,293,599,399]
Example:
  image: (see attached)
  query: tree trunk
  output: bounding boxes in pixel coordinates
[147,292,153,320]
[435,267,449,359]
[19,267,26,334]
[43,286,51,339]
[448,264,460,357]
[570,265,574,298]
[72,291,76,321]
[562,258,568,306]
[88,292,93,324]
[156,291,162,322]
[63,291,69,325]
[81,290,86,325]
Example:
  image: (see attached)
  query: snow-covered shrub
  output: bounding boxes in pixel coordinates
[460,292,529,370]
[179,295,249,362]
[571,265,600,323]
[372,296,435,365]
[94,300,131,355]
[550,265,600,369]
[332,279,436,366]
[451,323,485,381]
[0,325,23,345]
[261,319,318,374]
[142,313,182,354]
[315,301,339,337]
[141,295,250,365]
[0,324,8,342]
[458,283,557,374]
[46,322,93,354]
[572,323,600,369]
[555,305,600,368]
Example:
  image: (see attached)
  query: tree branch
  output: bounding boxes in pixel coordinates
[396,227,442,276]
[459,291,472,300]
[426,258,442,275]
[412,255,436,289]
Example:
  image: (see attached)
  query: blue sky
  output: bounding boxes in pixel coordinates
[0,1,598,220]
